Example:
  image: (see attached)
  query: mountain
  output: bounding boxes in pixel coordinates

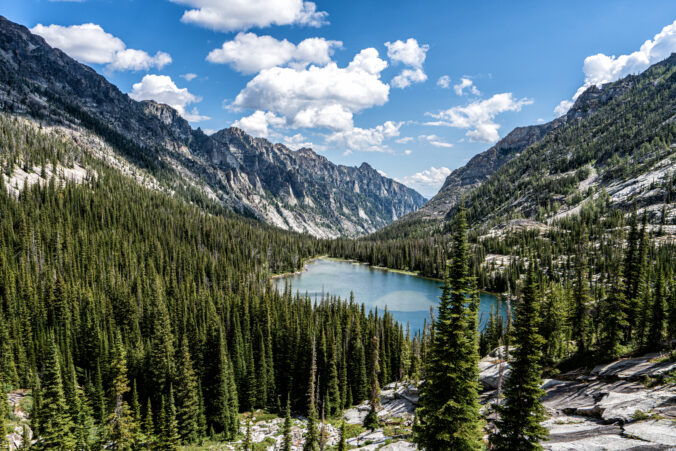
[375,54,676,239]
[0,16,424,238]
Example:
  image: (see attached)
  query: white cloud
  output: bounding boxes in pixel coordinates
[232,110,285,137]
[181,73,198,81]
[395,136,413,144]
[129,75,209,122]
[419,134,453,148]
[437,75,451,88]
[232,48,389,131]
[282,133,318,150]
[399,166,451,196]
[453,77,480,96]
[425,93,532,143]
[170,0,328,32]
[554,19,676,116]
[385,38,429,89]
[403,149,412,155]
[31,23,171,71]
[326,121,401,153]
[391,68,427,89]
[207,32,341,74]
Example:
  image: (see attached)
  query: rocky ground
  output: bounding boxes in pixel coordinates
[5,351,675,450]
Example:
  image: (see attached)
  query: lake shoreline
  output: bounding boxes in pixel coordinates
[271,255,505,298]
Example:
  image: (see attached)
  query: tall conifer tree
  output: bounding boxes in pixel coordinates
[414,206,483,450]
[490,264,548,450]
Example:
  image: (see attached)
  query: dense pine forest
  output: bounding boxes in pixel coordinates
[0,115,412,448]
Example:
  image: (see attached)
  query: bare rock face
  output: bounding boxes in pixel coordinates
[479,350,676,450]
[0,16,425,238]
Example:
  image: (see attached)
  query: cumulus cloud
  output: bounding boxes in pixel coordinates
[129,75,209,122]
[181,73,198,81]
[391,68,427,89]
[232,110,285,137]
[419,134,453,148]
[453,77,480,96]
[554,19,676,116]
[326,121,401,153]
[282,133,319,150]
[207,32,341,74]
[395,136,413,144]
[399,166,451,196]
[170,0,328,32]
[232,48,389,131]
[437,75,451,88]
[403,149,412,155]
[31,23,171,71]
[385,38,429,89]
[425,93,532,143]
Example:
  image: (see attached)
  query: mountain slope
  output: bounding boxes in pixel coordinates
[374,54,676,240]
[0,16,424,238]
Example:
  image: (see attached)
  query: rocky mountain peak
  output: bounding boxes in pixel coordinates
[0,15,425,238]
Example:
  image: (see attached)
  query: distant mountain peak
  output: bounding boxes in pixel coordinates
[0,15,425,238]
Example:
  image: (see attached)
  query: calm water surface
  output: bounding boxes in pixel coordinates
[273,258,505,334]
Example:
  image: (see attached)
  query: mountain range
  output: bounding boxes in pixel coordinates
[375,53,676,239]
[0,16,424,239]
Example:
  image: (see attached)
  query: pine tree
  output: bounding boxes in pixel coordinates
[599,264,628,360]
[303,337,319,451]
[647,268,666,350]
[326,341,341,417]
[282,398,293,451]
[490,264,548,450]
[106,333,136,450]
[143,398,156,447]
[363,336,379,431]
[337,419,347,451]
[414,206,483,451]
[38,339,76,450]
[0,379,8,450]
[348,319,367,404]
[244,418,253,451]
[158,389,180,450]
[571,236,591,356]
[149,285,175,397]
[130,380,144,446]
[175,339,200,444]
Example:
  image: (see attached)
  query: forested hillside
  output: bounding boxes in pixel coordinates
[0,114,411,448]
[0,16,424,239]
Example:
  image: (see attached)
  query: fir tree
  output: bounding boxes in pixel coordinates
[647,268,666,350]
[490,264,548,450]
[337,419,347,451]
[38,338,76,450]
[158,389,180,450]
[175,339,200,444]
[0,379,8,450]
[244,418,253,451]
[303,337,319,451]
[598,264,628,360]
[326,341,341,417]
[363,336,380,431]
[414,206,483,451]
[282,398,293,451]
[106,333,136,450]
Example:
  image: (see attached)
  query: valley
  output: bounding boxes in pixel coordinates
[0,8,674,451]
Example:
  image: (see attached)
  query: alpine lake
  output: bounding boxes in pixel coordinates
[273,257,505,334]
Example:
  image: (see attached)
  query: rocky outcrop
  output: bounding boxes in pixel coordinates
[479,351,676,450]
[0,16,425,238]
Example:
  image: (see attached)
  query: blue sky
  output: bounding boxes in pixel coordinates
[3,0,676,196]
